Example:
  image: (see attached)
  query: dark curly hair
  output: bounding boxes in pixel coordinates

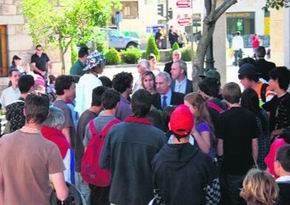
[112,72,133,93]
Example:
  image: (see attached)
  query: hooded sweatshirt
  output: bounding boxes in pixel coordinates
[152,143,216,205]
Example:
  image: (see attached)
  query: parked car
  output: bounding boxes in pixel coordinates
[99,28,140,50]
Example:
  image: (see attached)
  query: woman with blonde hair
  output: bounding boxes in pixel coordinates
[184,92,215,156]
[240,169,279,205]
[141,70,156,95]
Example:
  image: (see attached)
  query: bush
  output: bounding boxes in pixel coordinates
[181,46,194,61]
[145,35,160,61]
[121,47,142,64]
[171,42,180,52]
[105,48,121,65]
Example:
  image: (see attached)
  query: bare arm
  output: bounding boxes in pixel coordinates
[217,139,223,157]
[62,127,71,146]
[252,138,258,166]
[192,129,211,154]
[49,172,68,201]
[47,61,52,74]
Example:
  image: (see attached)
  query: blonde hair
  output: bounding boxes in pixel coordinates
[240,169,279,205]
[184,92,212,127]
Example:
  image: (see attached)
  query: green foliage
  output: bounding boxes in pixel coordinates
[70,44,78,65]
[22,0,121,71]
[264,0,289,10]
[121,48,142,64]
[145,36,160,61]
[181,47,194,62]
[105,48,121,65]
[172,42,180,52]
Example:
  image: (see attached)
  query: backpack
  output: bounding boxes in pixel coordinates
[81,118,120,187]
[50,182,85,205]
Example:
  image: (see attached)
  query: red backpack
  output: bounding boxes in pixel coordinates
[81,118,120,187]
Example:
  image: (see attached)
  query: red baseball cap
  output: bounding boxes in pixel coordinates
[169,105,194,137]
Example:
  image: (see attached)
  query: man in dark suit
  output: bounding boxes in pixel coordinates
[171,60,193,94]
[255,46,276,82]
[153,72,184,110]
[164,50,182,77]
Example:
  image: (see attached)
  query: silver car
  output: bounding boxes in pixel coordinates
[99,28,140,50]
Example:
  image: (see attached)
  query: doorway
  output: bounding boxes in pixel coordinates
[0,25,8,77]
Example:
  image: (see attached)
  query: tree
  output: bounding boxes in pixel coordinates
[22,0,120,73]
[191,0,238,91]
[264,0,290,9]
[145,35,160,61]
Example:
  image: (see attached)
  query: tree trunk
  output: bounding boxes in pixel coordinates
[58,37,66,74]
[192,21,216,91]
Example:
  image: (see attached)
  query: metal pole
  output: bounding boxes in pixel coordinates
[205,0,214,70]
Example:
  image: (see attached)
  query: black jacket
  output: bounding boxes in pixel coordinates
[152,92,185,110]
[171,79,193,95]
[100,118,166,205]
[256,59,276,81]
[152,143,216,205]
[164,61,173,77]
[277,181,290,205]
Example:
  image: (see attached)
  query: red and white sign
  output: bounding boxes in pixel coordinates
[176,0,192,8]
[177,17,191,26]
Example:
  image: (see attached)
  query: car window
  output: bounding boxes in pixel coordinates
[110,29,124,37]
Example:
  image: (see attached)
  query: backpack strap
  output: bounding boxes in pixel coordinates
[89,120,99,138]
[261,83,268,103]
[207,101,223,113]
[100,119,120,138]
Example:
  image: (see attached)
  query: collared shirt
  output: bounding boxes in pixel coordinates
[168,134,195,145]
[31,53,50,71]
[160,89,172,107]
[232,36,244,50]
[174,78,187,94]
[0,86,21,107]
[276,176,290,183]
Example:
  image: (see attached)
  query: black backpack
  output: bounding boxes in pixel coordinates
[50,182,85,205]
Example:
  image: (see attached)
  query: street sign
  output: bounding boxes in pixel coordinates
[176,0,192,8]
[177,17,191,26]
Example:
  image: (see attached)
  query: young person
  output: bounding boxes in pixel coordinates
[0,68,20,108]
[217,82,259,205]
[184,92,215,156]
[152,105,217,205]
[75,51,104,115]
[83,89,120,205]
[263,67,290,138]
[241,88,270,170]
[141,71,157,95]
[30,44,52,78]
[0,94,68,205]
[274,144,290,205]
[112,72,133,120]
[5,74,35,133]
[240,169,278,205]
[70,46,89,76]
[53,75,76,147]
[100,89,166,205]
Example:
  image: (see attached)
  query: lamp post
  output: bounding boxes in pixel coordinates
[205,0,215,69]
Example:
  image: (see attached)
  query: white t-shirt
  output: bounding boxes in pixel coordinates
[0,86,21,108]
[75,73,102,115]
[232,35,244,50]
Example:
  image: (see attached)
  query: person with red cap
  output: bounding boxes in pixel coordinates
[151,105,217,205]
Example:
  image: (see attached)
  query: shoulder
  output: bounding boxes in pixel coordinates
[172,91,185,98]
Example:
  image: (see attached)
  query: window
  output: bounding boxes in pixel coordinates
[0,25,8,77]
[121,1,138,19]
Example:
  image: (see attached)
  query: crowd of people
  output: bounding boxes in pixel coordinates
[0,43,290,205]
